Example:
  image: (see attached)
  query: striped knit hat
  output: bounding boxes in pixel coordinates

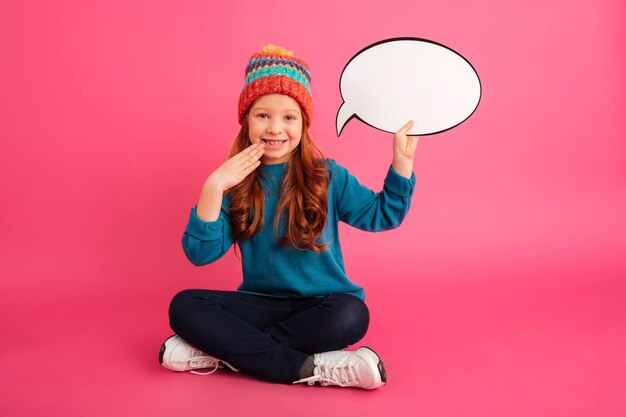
[238,44,313,124]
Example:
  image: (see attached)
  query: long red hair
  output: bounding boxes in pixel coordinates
[226,112,330,253]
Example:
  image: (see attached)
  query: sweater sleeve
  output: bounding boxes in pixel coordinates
[331,160,416,231]
[181,201,235,266]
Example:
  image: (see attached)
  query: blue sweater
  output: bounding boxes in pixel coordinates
[182,159,415,301]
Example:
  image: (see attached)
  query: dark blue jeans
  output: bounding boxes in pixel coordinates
[168,290,370,384]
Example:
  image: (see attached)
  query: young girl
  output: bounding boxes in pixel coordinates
[159,45,418,389]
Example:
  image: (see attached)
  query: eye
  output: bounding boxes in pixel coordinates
[256,113,269,119]
[285,114,297,121]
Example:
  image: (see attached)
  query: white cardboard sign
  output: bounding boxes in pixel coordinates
[337,38,482,136]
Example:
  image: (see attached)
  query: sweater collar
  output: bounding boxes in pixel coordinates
[259,162,287,176]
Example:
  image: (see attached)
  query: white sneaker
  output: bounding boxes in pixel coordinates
[159,335,239,375]
[293,347,386,389]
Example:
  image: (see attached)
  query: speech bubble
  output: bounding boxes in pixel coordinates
[337,37,482,136]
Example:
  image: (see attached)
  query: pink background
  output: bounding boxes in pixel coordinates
[1,0,625,416]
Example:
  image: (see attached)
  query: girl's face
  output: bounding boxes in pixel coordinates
[247,94,303,165]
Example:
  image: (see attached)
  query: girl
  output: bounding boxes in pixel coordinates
[159,45,418,389]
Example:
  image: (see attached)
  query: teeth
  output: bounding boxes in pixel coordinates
[265,140,285,146]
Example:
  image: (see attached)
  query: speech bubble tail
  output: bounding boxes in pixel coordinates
[336,102,356,137]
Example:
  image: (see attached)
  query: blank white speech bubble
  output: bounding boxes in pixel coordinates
[337,38,482,136]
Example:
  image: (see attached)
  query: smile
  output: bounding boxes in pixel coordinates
[262,139,287,147]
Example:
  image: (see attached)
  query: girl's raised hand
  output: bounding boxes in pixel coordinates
[392,120,419,179]
[206,143,265,192]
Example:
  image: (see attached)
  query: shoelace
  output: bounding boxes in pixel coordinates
[187,350,239,375]
[188,355,220,376]
[294,360,360,387]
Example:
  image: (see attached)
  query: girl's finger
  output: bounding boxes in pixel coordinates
[248,146,265,163]
[242,159,261,176]
[396,120,415,135]
[242,146,263,167]
[248,143,264,157]
[235,143,261,160]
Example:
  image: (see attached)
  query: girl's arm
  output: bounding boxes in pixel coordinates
[182,143,265,265]
[391,120,419,179]
[196,143,265,221]
[334,121,419,231]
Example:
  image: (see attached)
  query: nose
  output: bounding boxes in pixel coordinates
[267,120,283,135]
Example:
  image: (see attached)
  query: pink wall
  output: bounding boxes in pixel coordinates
[2,0,624,290]
[1,0,625,415]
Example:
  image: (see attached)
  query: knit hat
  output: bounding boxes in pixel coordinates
[238,44,313,124]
